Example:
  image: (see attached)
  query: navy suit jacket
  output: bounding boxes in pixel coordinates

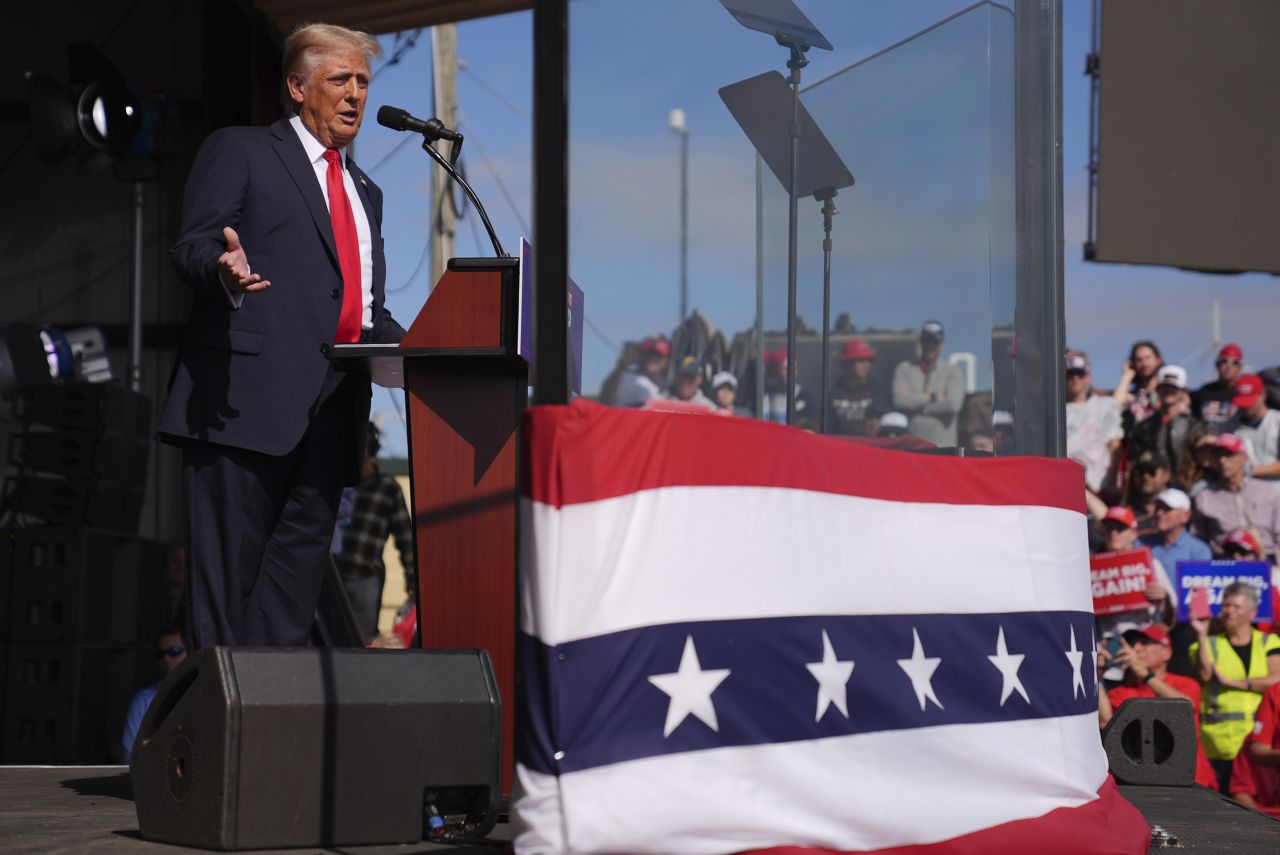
[160,117,402,472]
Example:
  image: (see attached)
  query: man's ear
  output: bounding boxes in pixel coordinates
[286,72,306,106]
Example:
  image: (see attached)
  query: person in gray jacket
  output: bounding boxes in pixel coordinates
[892,320,965,447]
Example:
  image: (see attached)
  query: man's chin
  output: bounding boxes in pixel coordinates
[330,124,360,147]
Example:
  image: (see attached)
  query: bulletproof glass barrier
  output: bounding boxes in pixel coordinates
[567,0,1060,455]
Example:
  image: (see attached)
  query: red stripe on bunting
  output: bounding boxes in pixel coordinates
[746,778,1149,855]
[523,399,1085,513]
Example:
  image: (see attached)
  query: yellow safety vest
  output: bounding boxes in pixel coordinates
[1189,629,1280,760]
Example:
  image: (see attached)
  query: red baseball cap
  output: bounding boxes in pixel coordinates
[1218,343,1243,362]
[840,339,876,361]
[1122,625,1171,649]
[764,348,787,366]
[1223,529,1262,556]
[1232,374,1265,409]
[641,336,670,357]
[1103,506,1137,529]
[1214,433,1246,455]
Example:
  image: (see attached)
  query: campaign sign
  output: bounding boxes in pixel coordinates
[1090,547,1154,615]
[518,238,585,396]
[1175,561,1272,621]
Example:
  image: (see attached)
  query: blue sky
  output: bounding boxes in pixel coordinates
[356,1,1277,457]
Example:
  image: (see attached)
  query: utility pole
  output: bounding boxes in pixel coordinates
[429,24,458,286]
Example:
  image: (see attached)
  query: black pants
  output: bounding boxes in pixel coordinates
[1209,757,1233,795]
[183,380,356,648]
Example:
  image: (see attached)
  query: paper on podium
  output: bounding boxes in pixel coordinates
[327,343,404,389]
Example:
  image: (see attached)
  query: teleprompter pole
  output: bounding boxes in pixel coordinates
[784,40,808,426]
[817,189,837,434]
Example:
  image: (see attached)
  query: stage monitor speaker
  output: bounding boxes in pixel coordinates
[1101,697,1197,787]
[131,647,501,850]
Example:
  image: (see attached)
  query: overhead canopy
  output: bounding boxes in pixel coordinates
[252,0,530,36]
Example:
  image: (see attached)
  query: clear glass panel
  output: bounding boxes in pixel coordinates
[569,1,1031,454]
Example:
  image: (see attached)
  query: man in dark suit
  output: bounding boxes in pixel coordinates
[160,23,404,647]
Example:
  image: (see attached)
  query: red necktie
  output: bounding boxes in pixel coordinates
[323,149,362,344]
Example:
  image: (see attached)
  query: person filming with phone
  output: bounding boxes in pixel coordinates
[1099,626,1200,718]
[1097,626,1219,788]
[1190,582,1280,792]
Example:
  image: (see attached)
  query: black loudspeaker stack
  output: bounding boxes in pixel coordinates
[0,526,173,763]
[1102,696,1198,786]
[131,647,502,849]
[5,384,151,533]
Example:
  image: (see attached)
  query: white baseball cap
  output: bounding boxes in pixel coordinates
[711,371,737,390]
[880,412,909,430]
[1156,365,1187,390]
[1154,488,1191,511]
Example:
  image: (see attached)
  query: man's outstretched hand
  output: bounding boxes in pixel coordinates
[217,227,271,295]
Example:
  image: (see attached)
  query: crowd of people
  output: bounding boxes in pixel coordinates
[1069,341,1280,811]
[609,325,1280,808]
[605,319,999,447]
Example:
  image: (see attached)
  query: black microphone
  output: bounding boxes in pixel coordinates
[377,105,462,143]
[378,104,506,258]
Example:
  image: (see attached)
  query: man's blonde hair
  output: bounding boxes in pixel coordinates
[281,23,382,111]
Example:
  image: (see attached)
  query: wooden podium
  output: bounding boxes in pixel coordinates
[397,257,525,794]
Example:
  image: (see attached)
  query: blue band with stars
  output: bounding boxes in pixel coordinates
[518,610,1098,776]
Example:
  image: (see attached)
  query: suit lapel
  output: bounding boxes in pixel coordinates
[270,118,340,269]
[346,159,380,230]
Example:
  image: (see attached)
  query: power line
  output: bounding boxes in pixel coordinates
[458,116,530,236]
[373,29,423,77]
[456,62,672,244]
[458,59,529,118]
[387,59,622,355]
[365,133,416,176]
[455,108,619,353]
[386,239,431,295]
[585,316,620,354]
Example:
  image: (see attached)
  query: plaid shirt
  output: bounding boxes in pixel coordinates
[334,466,416,588]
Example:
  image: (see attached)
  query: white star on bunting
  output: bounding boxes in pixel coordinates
[1066,625,1086,700]
[897,628,944,711]
[1089,632,1099,696]
[987,626,1030,706]
[648,635,732,737]
[805,629,855,721]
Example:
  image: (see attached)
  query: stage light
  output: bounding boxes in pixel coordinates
[27,43,153,165]
[43,326,113,384]
[0,324,114,399]
[75,79,143,156]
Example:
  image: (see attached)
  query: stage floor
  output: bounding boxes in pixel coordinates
[0,766,510,854]
[2,766,1278,853]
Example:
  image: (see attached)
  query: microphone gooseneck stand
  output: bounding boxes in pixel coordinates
[419,135,508,259]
